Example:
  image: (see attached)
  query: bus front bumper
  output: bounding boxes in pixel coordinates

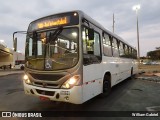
[23,81,83,104]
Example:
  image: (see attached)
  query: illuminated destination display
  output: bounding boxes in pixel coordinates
[37,17,69,29]
[28,12,79,32]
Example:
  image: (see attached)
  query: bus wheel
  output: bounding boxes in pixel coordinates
[100,75,111,97]
[130,68,134,80]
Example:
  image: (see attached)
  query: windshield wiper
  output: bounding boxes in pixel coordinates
[49,26,63,43]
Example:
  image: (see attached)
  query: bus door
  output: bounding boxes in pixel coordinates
[82,25,102,102]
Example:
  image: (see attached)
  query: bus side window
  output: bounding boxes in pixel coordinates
[119,42,125,57]
[112,38,119,57]
[103,33,112,57]
[133,49,137,59]
[124,44,128,57]
[94,32,101,56]
[128,47,132,58]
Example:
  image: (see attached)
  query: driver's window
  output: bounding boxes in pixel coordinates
[82,27,100,55]
[82,26,101,65]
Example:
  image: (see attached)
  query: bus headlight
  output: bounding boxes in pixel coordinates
[23,74,28,80]
[25,79,31,84]
[61,75,80,89]
[23,74,32,85]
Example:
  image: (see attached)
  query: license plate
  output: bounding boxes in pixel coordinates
[39,96,50,101]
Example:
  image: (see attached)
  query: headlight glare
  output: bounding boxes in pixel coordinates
[25,79,31,84]
[23,74,28,80]
[61,75,80,89]
[23,74,32,85]
[68,77,77,85]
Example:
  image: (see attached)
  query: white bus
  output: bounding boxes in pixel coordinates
[20,10,137,104]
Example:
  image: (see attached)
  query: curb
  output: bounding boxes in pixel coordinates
[0,71,24,77]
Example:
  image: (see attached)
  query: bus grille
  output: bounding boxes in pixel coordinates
[36,89,55,96]
[33,82,59,88]
[29,73,64,81]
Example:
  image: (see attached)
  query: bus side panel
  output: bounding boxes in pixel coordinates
[119,58,131,81]
[119,58,138,82]
[102,56,120,87]
[133,59,138,74]
[82,64,103,103]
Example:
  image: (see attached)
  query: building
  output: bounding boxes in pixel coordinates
[0,41,24,69]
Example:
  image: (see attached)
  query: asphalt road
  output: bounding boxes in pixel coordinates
[0,74,160,120]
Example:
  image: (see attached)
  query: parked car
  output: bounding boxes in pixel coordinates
[143,61,159,65]
[143,62,152,65]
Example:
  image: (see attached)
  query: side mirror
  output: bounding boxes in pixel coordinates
[88,28,94,40]
[13,37,17,51]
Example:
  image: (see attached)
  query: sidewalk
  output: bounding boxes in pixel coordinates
[0,69,24,76]
[138,64,160,73]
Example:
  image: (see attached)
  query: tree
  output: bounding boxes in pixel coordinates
[147,49,160,60]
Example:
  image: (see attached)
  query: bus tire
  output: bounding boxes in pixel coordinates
[100,74,111,97]
[130,68,134,80]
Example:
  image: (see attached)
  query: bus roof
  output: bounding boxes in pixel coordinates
[78,10,136,50]
[29,10,136,50]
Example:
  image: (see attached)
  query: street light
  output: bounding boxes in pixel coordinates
[132,4,140,11]
[0,40,5,45]
[0,40,4,43]
[132,4,140,62]
[0,39,7,47]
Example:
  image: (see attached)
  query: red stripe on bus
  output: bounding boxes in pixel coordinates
[83,80,96,85]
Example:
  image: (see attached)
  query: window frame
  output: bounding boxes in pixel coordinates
[103,32,112,57]
[111,37,119,57]
[82,25,102,65]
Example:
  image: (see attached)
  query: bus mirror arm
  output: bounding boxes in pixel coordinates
[13,31,27,51]
[13,37,17,51]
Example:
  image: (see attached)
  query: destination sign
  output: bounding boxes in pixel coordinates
[37,16,69,29]
[28,12,79,32]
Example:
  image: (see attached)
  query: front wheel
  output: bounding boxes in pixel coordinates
[130,68,134,80]
[100,75,111,97]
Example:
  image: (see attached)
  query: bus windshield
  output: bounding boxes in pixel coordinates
[25,27,78,70]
